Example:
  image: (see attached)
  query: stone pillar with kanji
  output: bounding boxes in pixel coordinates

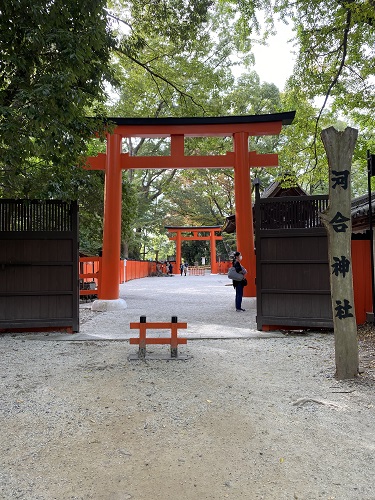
[320,126,359,380]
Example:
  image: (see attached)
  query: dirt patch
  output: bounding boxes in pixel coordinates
[1,276,374,499]
[1,333,374,499]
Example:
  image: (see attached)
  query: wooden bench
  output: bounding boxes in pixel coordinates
[129,316,187,359]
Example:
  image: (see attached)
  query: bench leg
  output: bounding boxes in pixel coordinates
[138,319,147,359]
[171,318,178,358]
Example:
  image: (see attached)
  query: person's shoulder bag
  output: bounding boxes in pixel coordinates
[228,266,244,281]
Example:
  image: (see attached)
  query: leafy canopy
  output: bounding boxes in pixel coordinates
[0,1,115,173]
[2,0,374,257]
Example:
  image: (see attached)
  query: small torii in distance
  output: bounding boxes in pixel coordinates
[165,225,223,275]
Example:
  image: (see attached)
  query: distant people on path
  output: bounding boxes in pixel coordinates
[180,262,188,276]
[165,261,169,275]
[156,262,163,276]
[169,262,173,275]
[232,251,247,312]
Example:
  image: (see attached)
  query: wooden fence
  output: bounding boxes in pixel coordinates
[0,199,79,332]
[351,239,372,325]
[79,258,157,298]
[124,261,156,281]
[255,193,373,329]
[217,261,232,274]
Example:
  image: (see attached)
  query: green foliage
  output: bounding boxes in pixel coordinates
[0,0,115,195]
[276,86,329,193]
[121,177,138,257]
[111,0,213,54]
[114,68,295,256]
[2,0,374,258]
[107,7,236,117]
[181,240,209,265]
[228,0,375,122]
[279,0,374,192]
[223,0,375,195]
[105,2,246,256]
[278,0,375,111]
[223,72,285,189]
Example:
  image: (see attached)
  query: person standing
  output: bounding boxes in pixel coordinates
[180,262,184,276]
[232,251,247,312]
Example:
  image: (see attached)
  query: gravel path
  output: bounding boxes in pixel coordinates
[1,274,374,499]
[79,273,275,341]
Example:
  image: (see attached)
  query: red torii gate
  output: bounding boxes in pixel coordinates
[85,112,295,305]
[166,226,223,274]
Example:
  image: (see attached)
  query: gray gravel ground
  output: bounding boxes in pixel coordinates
[1,273,374,499]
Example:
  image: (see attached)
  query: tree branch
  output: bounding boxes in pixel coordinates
[115,49,206,113]
[105,10,134,33]
[312,7,352,170]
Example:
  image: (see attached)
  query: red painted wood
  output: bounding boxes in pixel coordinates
[130,322,187,329]
[100,134,123,299]
[84,116,290,300]
[351,240,372,325]
[129,338,187,345]
[166,227,222,274]
[234,132,256,297]
[129,321,188,348]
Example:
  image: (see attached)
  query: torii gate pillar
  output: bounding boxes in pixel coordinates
[175,230,182,274]
[234,132,255,297]
[92,133,127,311]
[210,230,218,274]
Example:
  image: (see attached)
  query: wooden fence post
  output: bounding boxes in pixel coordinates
[320,126,359,380]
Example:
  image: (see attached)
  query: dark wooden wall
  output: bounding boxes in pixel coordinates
[255,194,333,330]
[0,200,79,332]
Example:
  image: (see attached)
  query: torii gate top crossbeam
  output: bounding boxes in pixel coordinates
[166,226,222,241]
[165,225,222,231]
[103,112,295,138]
[86,112,296,171]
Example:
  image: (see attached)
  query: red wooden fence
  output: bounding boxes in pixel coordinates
[79,258,157,298]
[124,260,156,281]
[129,316,187,359]
[79,256,101,297]
[352,240,372,325]
[217,261,232,274]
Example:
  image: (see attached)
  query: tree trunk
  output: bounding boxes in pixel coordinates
[121,240,129,259]
[320,126,359,380]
